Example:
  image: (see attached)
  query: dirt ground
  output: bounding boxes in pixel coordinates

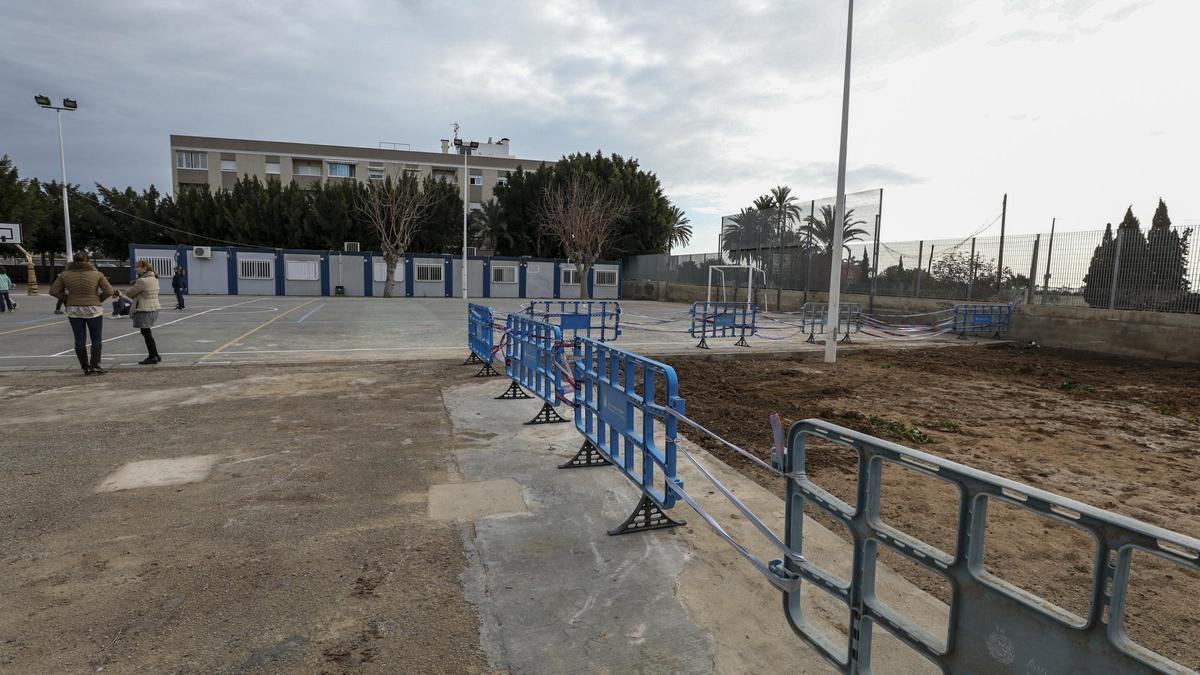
[0,363,488,674]
[674,343,1200,670]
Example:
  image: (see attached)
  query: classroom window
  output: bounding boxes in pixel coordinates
[595,270,618,286]
[176,151,207,170]
[286,260,319,281]
[491,265,517,284]
[239,259,273,280]
[561,267,580,285]
[328,162,355,178]
[141,256,174,279]
[373,260,402,282]
[415,263,443,282]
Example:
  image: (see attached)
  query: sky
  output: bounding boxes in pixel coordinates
[1,0,1197,254]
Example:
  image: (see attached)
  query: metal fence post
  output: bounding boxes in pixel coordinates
[870,213,880,314]
[967,237,976,300]
[915,240,924,297]
[1041,218,1055,303]
[1026,234,1040,305]
[1109,228,1124,310]
[997,192,1007,291]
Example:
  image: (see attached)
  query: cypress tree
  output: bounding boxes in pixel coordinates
[1146,198,1189,306]
[1083,223,1114,307]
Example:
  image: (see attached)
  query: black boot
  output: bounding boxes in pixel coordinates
[140,330,160,364]
[76,348,91,375]
[89,344,105,375]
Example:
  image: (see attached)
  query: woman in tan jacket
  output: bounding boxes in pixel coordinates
[49,251,114,375]
[118,260,163,364]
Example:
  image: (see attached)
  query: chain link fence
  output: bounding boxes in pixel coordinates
[629,220,1200,313]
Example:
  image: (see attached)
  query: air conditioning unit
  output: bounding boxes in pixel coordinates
[344,242,361,252]
[193,246,211,259]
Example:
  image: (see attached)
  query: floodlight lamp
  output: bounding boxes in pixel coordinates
[453,138,464,147]
[34,94,51,107]
[469,141,479,149]
[62,98,77,110]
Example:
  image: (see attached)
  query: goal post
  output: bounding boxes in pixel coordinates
[706,264,768,311]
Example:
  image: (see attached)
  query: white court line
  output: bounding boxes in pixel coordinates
[50,297,269,356]
[295,302,326,323]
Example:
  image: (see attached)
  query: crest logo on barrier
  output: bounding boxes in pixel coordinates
[986,626,1015,665]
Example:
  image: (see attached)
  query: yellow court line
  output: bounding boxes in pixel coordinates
[0,319,67,336]
[195,299,318,363]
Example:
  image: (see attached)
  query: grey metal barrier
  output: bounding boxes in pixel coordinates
[778,419,1200,674]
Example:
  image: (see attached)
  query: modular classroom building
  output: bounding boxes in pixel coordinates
[130,244,621,300]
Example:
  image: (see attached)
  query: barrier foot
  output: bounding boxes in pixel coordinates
[734,335,751,348]
[475,361,500,377]
[607,495,686,536]
[992,331,1002,339]
[496,380,532,400]
[957,332,968,340]
[806,331,816,344]
[839,331,852,344]
[695,336,710,349]
[525,402,568,425]
[558,440,613,469]
[462,352,483,366]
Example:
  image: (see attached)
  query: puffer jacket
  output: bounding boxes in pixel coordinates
[49,262,114,307]
[125,270,162,312]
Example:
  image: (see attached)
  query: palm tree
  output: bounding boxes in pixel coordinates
[769,185,802,242]
[801,204,868,255]
[666,205,692,251]
[721,208,758,263]
[472,199,508,253]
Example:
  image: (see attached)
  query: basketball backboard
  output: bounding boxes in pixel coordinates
[0,223,21,244]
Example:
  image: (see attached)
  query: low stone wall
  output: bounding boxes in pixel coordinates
[1010,304,1200,363]
[620,280,951,315]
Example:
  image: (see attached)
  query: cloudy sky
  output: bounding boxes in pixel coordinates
[2,0,1196,253]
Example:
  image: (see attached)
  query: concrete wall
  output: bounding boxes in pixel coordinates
[187,250,229,295]
[1010,305,1200,363]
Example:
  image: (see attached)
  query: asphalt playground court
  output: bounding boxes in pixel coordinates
[0,292,962,372]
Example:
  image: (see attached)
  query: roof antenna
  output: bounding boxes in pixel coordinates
[451,122,460,140]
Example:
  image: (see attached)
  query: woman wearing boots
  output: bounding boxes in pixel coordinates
[122,260,162,364]
[49,251,114,375]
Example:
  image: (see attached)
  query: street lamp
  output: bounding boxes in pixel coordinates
[824,0,854,364]
[453,136,479,301]
[34,95,78,259]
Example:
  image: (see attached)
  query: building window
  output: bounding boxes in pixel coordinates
[141,256,175,279]
[286,260,319,281]
[561,267,580,285]
[491,265,517,284]
[176,151,207,170]
[595,270,618,286]
[432,169,456,184]
[373,261,402,282]
[368,168,384,181]
[328,162,355,178]
[415,263,443,282]
[496,175,509,187]
[220,159,236,172]
[239,259,273,280]
[265,161,281,174]
[469,175,483,186]
[294,160,321,176]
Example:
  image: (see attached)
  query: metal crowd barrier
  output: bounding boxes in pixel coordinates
[779,419,1200,674]
[952,303,1012,338]
[569,337,687,534]
[524,300,622,342]
[799,302,862,343]
[689,301,758,349]
[501,312,571,424]
[463,303,500,376]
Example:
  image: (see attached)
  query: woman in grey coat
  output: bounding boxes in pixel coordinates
[120,260,163,364]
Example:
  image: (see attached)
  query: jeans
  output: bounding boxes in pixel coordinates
[174,289,185,309]
[0,291,11,311]
[68,315,104,370]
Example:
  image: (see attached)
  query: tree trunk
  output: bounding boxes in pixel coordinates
[384,260,397,298]
[578,262,591,300]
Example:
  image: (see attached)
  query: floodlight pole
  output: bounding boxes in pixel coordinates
[35,97,77,259]
[824,0,854,364]
[454,135,479,301]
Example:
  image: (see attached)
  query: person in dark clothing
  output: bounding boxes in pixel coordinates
[172,267,186,310]
[48,251,114,375]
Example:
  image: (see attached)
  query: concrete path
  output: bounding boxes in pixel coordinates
[440,377,948,673]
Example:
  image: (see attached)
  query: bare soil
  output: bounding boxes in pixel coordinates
[674,343,1200,669]
[0,363,488,674]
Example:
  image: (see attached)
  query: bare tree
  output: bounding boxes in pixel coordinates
[537,174,629,300]
[355,176,439,297]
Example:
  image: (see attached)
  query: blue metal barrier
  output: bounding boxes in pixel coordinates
[572,338,687,533]
[525,300,622,342]
[799,302,862,343]
[464,303,500,376]
[503,312,570,424]
[778,419,1200,674]
[689,301,758,348]
[953,303,1012,337]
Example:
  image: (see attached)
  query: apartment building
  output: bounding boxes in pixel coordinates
[169,135,543,210]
